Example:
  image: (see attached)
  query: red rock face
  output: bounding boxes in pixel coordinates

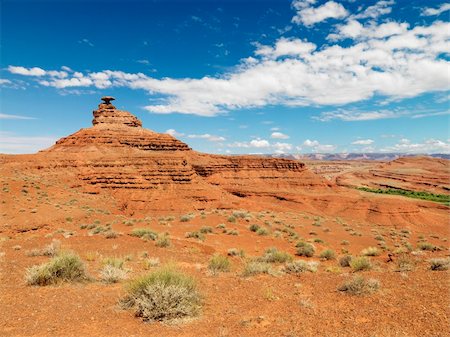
[92,102,142,128]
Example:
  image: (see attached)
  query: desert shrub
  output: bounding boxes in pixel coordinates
[242,260,272,277]
[104,230,119,239]
[232,210,248,219]
[185,231,205,241]
[259,247,293,263]
[26,240,60,257]
[395,256,415,272]
[180,214,194,222]
[208,254,231,274]
[417,242,435,251]
[429,258,449,271]
[199,226,213,234]
[142,257,160,270]
[284,260,318,274]
[249,224,260,232]
[256,228,269,236]
[341,240,349,246]
[339,255,353,267]
[319,249,336,260]
[361,247,380,256]
[295,241,315,257]
[100,265,127,283]
[156,235,170,248]
[350,256,372,271]
[227,248,245,257]
[130,228,158,241]
[338,276,380,295]
[216,223,226,229]
[25,251,87,286]
[314,238,324,243]
[103,257,125,269]
[226,229,239,236]
[120,265,200,322]
[227,216,237,223]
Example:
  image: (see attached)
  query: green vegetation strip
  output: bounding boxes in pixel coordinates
[356,187,450,205]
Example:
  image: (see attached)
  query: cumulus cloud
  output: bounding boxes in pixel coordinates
[8,66,47,76]
[302,139,336,152]
[422,3,450,16]
[352,139,374,145]
[6,13,450,118]
[352,0,395,20]
[270,132,290,139]
[165,129,184,137]
[380,138,450,153]
[292,0,349,26]
[228,138,293,153]
[187,133,226,142]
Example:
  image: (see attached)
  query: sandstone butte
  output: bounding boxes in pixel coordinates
[1,97,448,230]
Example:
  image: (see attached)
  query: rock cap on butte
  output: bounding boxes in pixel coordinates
[92,96,142,128]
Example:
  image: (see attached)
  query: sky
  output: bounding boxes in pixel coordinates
[1,0,449,154]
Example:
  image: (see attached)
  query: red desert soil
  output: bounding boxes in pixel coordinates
[0,98,448,337]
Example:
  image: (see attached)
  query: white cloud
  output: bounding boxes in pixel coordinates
[7,20,450,117]
[292,1,349,26]
[0,79,12,85]
[165,129,184,137]
[352,0,394,20]
[302,139,336,152]
[329,20,409,41]
[272,142,293,153]
[250,139,270,148]
[271,132,290,139]
[228,138,292,153]
[315,109,400,121]
[352,139,374,145]
[255,37,316,59]
[78,38,94,47]
[422,3,450,16]
[380,138,450,153]
[187,133,226,142]
[8,66,46,76]
[0,113,36,120]
[0,132,58,154]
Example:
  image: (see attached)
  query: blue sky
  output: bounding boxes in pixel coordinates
[1,0,449,154]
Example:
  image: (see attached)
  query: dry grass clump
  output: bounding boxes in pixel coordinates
[208,254,231,274]
[227,248,245,257]
[120,265,201,322]
[155,235,170,248]
[100,264,127,283]
[26,239,60,257]
[199,226,213,234]
[417,242,436,251]
[361,247,380,256]
[339,255,353,267]
[242,260,273,277]
[295,241,315,257]
[338,276,380,295]
[130,228,158,241]
[319,249,336,260]
[284,260,318,274]
[25,251,87,286]
[429,258,449,271]
[185,231,205,241]
[259,247,293,263]
[395,256,416,272]
[350,256,372,271]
